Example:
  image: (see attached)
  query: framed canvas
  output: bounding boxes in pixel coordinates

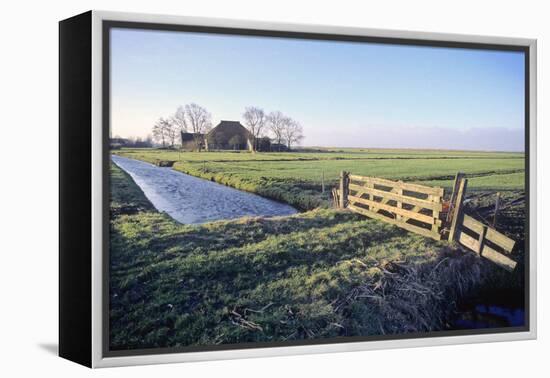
[59,10,537,368]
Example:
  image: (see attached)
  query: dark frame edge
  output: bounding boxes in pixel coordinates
[59,10,93,368]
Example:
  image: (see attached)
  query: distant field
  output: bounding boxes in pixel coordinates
[109,148,525,350]
[113,148,525,210]
[115,147,524,162]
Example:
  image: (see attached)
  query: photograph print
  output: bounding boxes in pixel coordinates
[106,23,528,355]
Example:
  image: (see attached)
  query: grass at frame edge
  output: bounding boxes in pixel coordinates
[108,162,511,350]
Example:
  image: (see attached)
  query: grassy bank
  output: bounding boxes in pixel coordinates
[113,148,525,210]
[109,163,504,350]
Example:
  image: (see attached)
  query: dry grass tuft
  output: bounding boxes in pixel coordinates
[334,248,495,334]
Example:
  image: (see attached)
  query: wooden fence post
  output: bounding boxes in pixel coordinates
[446,172,465,224]
[493,192,501,228]
[339,171,349,208]
[430,194,441,234]
[449,177,468,242]
[477,225,488,254]
[396,188,403,220]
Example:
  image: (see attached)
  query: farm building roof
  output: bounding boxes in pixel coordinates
[207,120,252,138]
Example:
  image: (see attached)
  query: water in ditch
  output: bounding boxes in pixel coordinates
[111,155,297,224]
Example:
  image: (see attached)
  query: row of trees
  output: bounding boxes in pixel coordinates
[111,135,153,149]
[151,103,304,151]
[152,103,213,150]
[243,106,304,151]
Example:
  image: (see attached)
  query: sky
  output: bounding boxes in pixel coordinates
[110,28,526,151]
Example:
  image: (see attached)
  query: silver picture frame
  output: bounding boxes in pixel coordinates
[61,9,538,368]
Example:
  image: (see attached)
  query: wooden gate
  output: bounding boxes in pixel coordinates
[455,214,517,271]
[342,172,444,241]
[336,171,519,271]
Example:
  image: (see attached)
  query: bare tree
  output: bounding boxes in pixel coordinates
[152,118,167,147]
[184,103,212,151]
[283,119,304,150]
[266,111,288,151]
[242,106,266,152]
[162,118,178,147]
[152,117,177,148]
[172,106,188,147]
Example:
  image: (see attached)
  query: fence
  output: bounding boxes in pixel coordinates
[455,214,517,271]
[343,173,443,240]
[335,171,518,271]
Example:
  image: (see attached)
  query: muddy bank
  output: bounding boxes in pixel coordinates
[451,190,526,329]
[111,155,297,224]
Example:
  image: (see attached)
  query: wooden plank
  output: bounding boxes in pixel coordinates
[446,172,465,223]
[396,187,403,221]
[459,231,517,271]
[429,194,440,233]
[485,228,516,253]
[355,181,432,227]
[339,171,344,208]
[402,205,421,223]
[365,181,395,213]
[339,171,348,208]
[350,175,444,197]
[462,214,485,235]
[477,225,487,254]
[348,195,441,225]
[449,178,468,242]
[458,231,480,253]
[348,204,441,240]
[462,214,515,253]
[348,183,368,201]
[349,183,443,211]
[349,175,444,196]
[481,245,517,272]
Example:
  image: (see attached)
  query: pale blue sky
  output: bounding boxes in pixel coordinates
[110,28,525,151]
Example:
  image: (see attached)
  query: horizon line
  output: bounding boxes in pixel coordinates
[110,139,525,154]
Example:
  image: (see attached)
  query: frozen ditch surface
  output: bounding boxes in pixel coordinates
[112,155,297,224]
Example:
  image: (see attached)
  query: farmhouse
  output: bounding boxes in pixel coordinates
[206,120,253,151]
[180,120,253,151]
[179,132,206,150]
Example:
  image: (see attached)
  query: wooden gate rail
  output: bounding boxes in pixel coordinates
[349,174,444,197]
[458,214,517,271]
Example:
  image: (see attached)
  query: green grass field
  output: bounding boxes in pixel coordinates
[109,163,503,350]
[109,148,525,350]
[113,148,525,210]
